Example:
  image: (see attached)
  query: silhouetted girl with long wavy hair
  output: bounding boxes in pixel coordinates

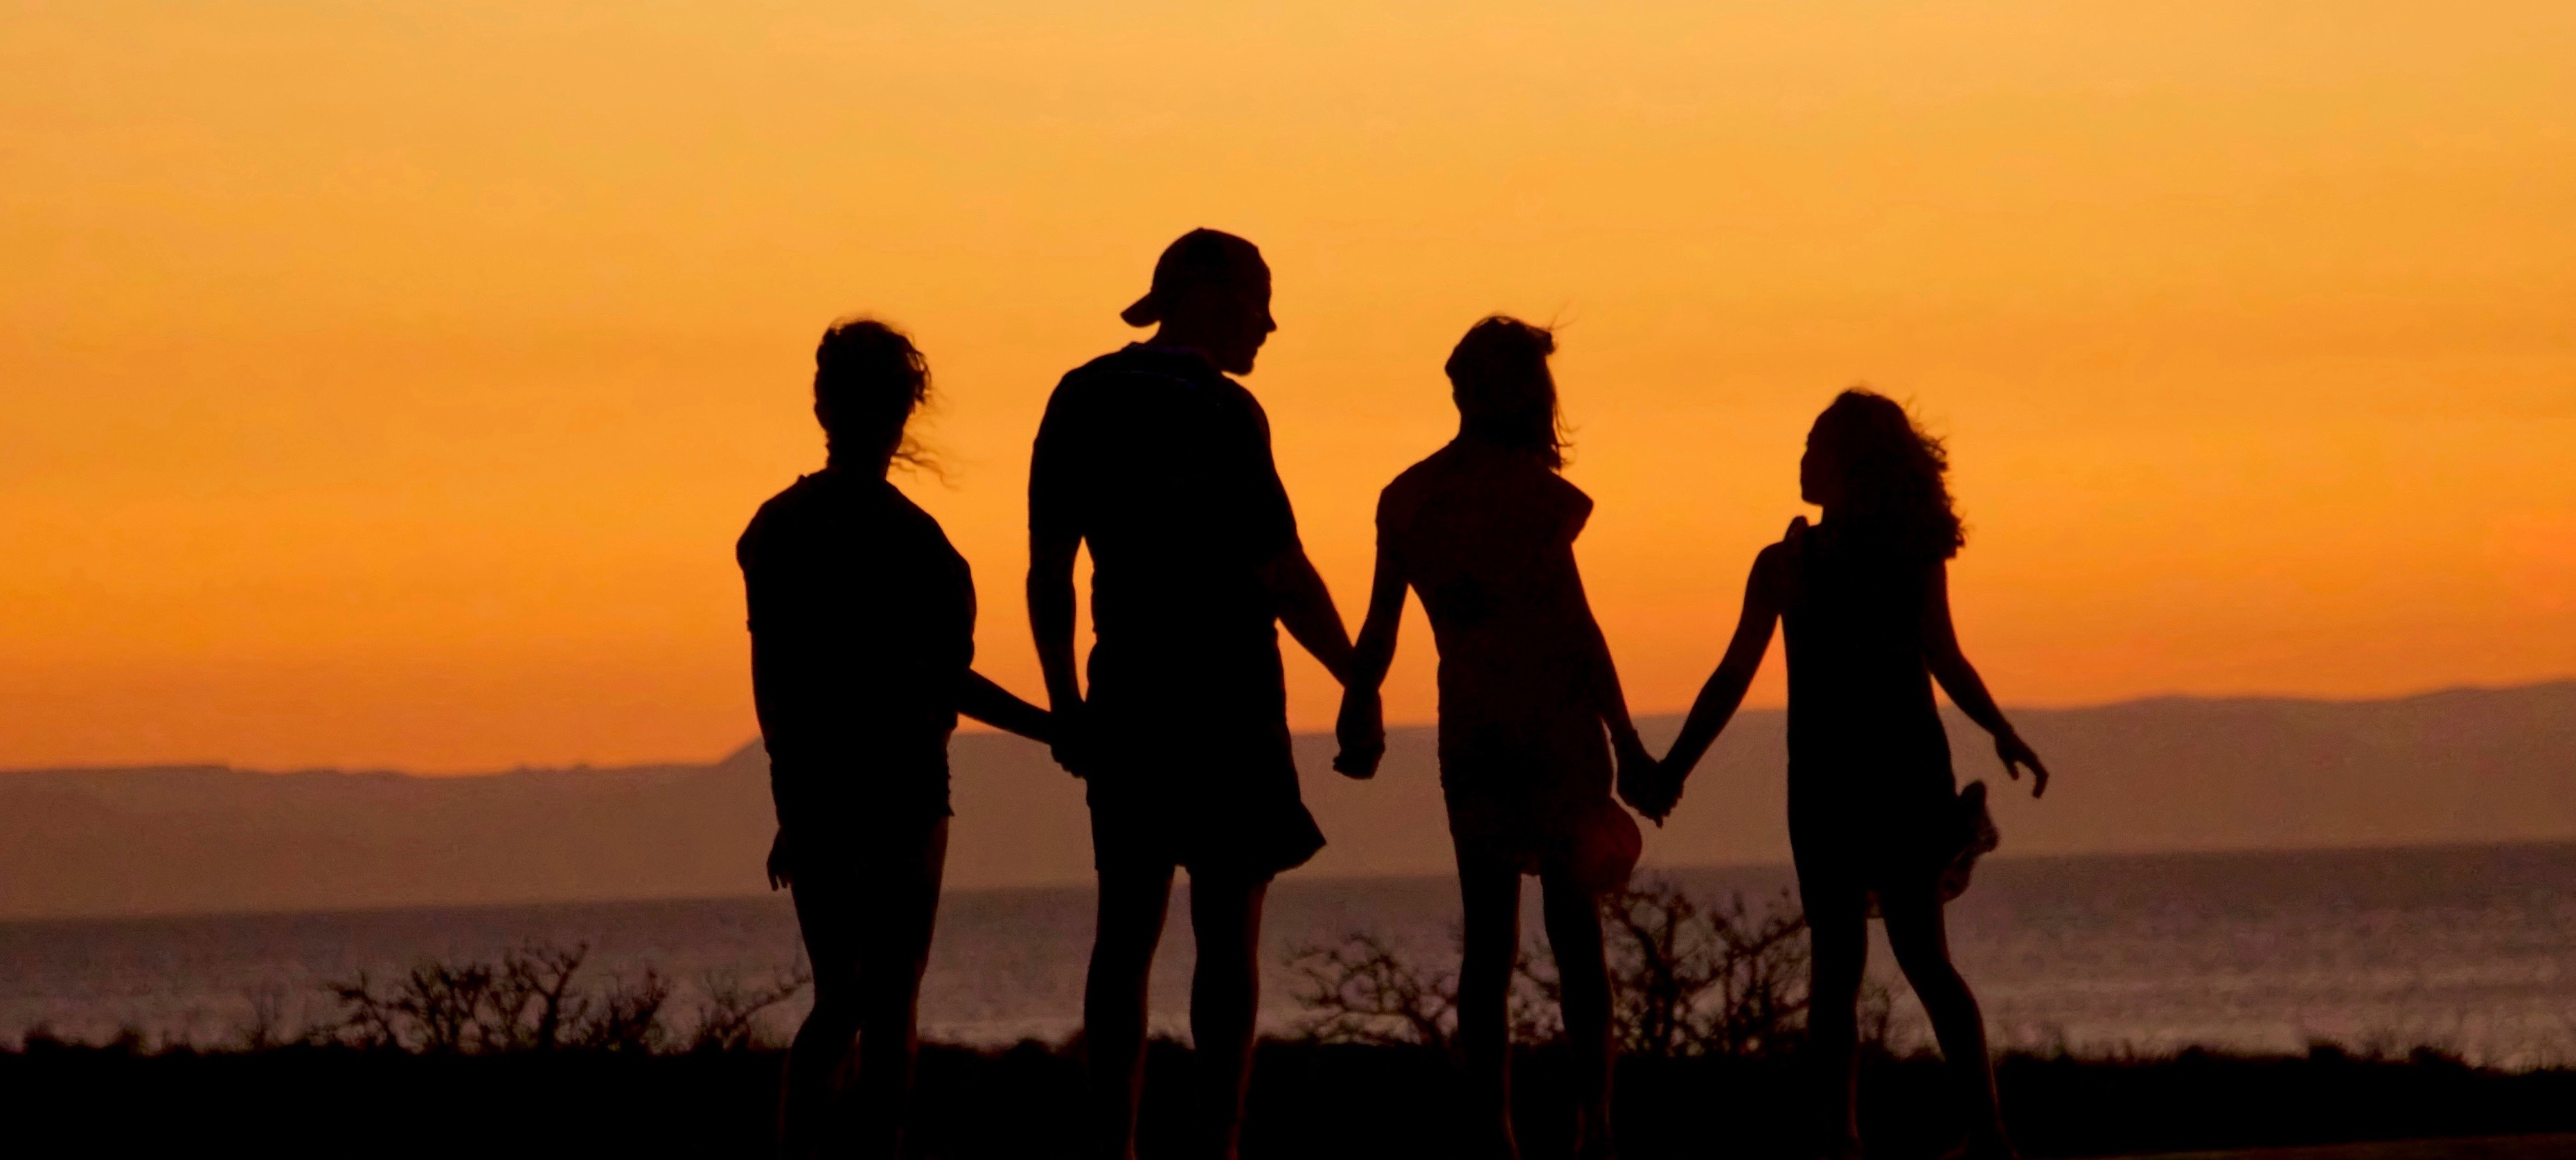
[1642,389,2050,1160]
[1338,316,1654,1160]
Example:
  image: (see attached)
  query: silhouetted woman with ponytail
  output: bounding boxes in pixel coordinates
[1642,390,2048,1160]
[737,319,1051,1160]
[1338,316,1653,1160]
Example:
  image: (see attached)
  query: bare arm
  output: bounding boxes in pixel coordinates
[1025,526,1088,774]
[1658,546,1790,797]
[1347,546,1407,692]
[1921,562,2050,796]
[1260,544,1358,686]
[959,669,1053,743]
[1567,559,1647,759]
[1566,558,1667,822]
[1331,544,1409,778]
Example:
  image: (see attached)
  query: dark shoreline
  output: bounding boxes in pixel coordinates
[10,836,2576,930]
[7,1039,2573,1159]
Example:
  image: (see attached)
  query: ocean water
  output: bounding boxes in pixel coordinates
[1,844,2570,1067]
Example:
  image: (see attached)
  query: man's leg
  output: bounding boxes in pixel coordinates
[1085,862,1175,1160]
[1187,869,1271,1160]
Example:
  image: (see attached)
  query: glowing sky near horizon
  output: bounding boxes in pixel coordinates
[4,1,2574,771]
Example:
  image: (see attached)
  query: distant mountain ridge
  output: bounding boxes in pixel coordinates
[6,681,2575,921]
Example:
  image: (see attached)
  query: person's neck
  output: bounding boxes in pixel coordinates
[1142,327,1222,366]
[823,447,895,479]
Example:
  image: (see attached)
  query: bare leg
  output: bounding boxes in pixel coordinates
[1881,886,2014,1159]
[1456,854,1523,1160]
[781,897,863,1159]
[848,819,948,1160]
[1085,863,1175,1160]
[780,818,948,1160]
[1540,871,1615,1160]
[1801,883,1869,1159]
[1187,871,1271,1160]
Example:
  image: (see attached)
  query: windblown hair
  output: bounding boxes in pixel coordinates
[1809,389,1965,560]
[812,317,935,470]
[1444,315,1570,470]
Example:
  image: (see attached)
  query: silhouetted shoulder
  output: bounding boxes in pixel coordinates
[740,472,936,562]
[1049,343,1232,404]
[1378,438,1589,546]
[1743,517,1809,608]
[736,473,828,568]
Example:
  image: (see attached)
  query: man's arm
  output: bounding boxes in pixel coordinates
[1260,544,1357,686]
[1027,390,1090,775]
[1026,528,1086,774]
[1332,543,1409,778]
[1027,531,1083,709]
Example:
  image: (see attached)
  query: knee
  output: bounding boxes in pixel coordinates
[1896,954,1972,1006]
[1552,945,1610,999]
[1882,927,1964,993]
[1456,954,1515,1009]
[1089,924,1160,972]
[801,998,864,1039]
[1809,931,1866,982]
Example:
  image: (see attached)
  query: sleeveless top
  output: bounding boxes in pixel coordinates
[1779,517,1957,836]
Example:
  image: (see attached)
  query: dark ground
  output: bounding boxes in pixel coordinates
[5,1039,2573,1159]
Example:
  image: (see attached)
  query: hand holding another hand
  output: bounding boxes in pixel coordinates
[1049,701,1095,780]
[1615,737,1678,825]
[1333,687,1387,780]
[765,828,794,891]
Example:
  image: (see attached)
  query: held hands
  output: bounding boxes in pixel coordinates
[1996,729,2050,798]
[1333,687,1387,779]
[765,828,794,891]
[1049,701,1094,780]
[1615,734,1678,825]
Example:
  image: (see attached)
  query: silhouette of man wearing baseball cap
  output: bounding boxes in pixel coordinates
[1028,229,1361,1160]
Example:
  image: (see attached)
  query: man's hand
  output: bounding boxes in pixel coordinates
[765,828,794,891]
[1996,730,2050,798]
[1049,700,1094,779]
[1333,688,1387,780]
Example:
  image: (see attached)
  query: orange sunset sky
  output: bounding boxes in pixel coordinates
[5,1,2573,772]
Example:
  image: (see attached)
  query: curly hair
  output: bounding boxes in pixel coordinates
[1807,389,1964,560]
[812,317,935,470]
[1444,314,1570,469]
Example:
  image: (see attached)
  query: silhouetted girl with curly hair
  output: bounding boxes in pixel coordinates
[1644,390,2050,1160]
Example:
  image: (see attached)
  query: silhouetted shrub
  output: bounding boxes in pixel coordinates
[313,943,790,1055]
[1289,880,1865,1060]
[1284,932,1461,1051]
[485,943,591,1051]
[686,965,810,1053]
[571,967,673,1053]
[1603,884,1810,1059]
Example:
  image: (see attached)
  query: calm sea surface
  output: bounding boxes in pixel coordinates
[2,844,2570,1067]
